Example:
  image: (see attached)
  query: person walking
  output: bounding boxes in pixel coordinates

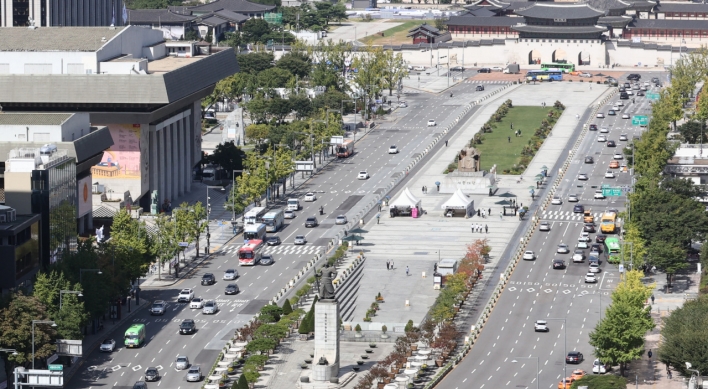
[406,266,410,276]
[510,122,513,130]
[485,224,488,233]
[651,294,655,304]
[508,136,511,143]
[445,140,448,147]
[488,208,491,215]
[499,211,503,220]
[471,223,475,233]
[391,261,394,269]
[481,209,485,218]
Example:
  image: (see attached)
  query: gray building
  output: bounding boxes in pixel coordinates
[0,0,125,27]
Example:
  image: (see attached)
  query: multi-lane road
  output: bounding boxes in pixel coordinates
[66,84,506,389]
[440,73,662,389]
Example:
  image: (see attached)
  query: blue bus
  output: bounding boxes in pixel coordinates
[525,70,563,82]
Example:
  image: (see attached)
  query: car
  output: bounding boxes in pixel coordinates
[224,283,240,295]
[132,381,148,389]
[596,113,605,118]
[357,171,369,180]
[566,351,584,364]
[267,236,281,246]
[190,297,204,309]
[608,110,616,116]
[222,269,238,280]
[590,244,602,254]
[451,66,465,71]
[305,217,318,228]
[260,254,274,266]
[523,251,536,260]
[598,135,607,142]
[202,300,219,314]
[580,72,592,78]
[144,367,159,382]
[413,65,426,71]
[578,173,589,180]
[334,215,349,225]
[632,84,640,90]
[589,124,598,131]
[595,234,607,243]
[589,263,601,273]
[491,66,503,71]
[284,210,295,219]
[179,319,196,334]
[577,240,589,249]
[612,105,619,111]
[609,160,620,169]
[534,320,549,332]
[476,85,485,91]
[175,356,190,370]
[637,91,645,96]
[616,100,624,106]
[627,73,641,80]
[151,300,166,315]
[614,152,624,160]
[619,134,628,141]
[398,102,408,108]
[539,221,551,231]
[568,194,579,202]
[557,244,570,254]
[605,170,615,178]
[558,377,576,389]
[640,86,647,91]
[619,86,626,92]
[201,273,216,286]
[593,359,609,374]
[186,366,202,382]
[573,204,585,213]
[388,145,399,154]
[580,231,591,242]
[304,192,317,202]
[294,235,307,245]
[100,339,116,352]
[620,92,629,99]
[553,259,566,269]
[177,288,194,302]
[427,119,436,127]
[584,156,594,164]
[600,127,609,133]
[572,250,585,263]
[477,67,491,73]
[585,273,598,283]
[651,77,659,83]
[551,195,563,205]
[571,370,587,381]
[626,89,634,95]
[594,190,605,200]
[607,140,616,147]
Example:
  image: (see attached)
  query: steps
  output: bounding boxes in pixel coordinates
[335,258,366,322]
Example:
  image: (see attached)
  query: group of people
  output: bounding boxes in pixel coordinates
[471,223,488,233]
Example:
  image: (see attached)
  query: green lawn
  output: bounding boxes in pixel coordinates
[361,20,434,45]
[474,106,554,173]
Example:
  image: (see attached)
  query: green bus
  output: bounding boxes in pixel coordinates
[604,237,621,264]
[124,324,146,348]
[541,62,576,73]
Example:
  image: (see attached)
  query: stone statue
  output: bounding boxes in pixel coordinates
[151,190,158,205]
[318,356,329,365]
[318,265,337,300]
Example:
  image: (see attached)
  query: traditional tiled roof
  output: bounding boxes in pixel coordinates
[625,0,656,11]
[512,24,607,33]
[630,18,708,29]
[214,9,249,23]
[188,0,275,13]
[655,2,708,13]
[408,24,440,33]
[127,9,196,24]
[515,3,605,19]
[447,15,520,26]
[585,0,631,12]
[598,15,633,27]
[199,15,228,26]
[468,7,497,17]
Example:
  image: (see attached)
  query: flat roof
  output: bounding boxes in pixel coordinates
[0,27,125,52]
[0,113,73,126]
[148,56,205,73]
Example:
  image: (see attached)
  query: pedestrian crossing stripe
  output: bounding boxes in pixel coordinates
[541,211,602,221]
[221,244,323,255]
[463,80,513,84]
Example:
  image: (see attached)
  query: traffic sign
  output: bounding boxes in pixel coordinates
[602,187,623,196]
[48,364,63,371]
[178,242,189,247]
[632,115,649,126]
[646,92,660,100]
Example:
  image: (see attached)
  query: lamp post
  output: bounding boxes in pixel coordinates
[231,169,244,224]
[206,185,225,255]
[59,290,82,309]
[512,357,539,389]
[547,318,567,380]
[31,320,57,369]
[79,268,102,284]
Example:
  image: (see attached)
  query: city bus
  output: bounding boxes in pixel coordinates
[124,324,146,348]
[600,212,617,234]
[262,209,285,232]
[238,239,264,266]
[243,223,267,243]
[541,62,575,73]
[604,237,621,263]
[525,70,563,82]
[244,207,268,225]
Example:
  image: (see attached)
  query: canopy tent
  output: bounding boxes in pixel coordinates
[390,188,421,208]
[441,189,474,217]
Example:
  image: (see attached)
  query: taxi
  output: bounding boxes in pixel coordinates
[609,160,620,169]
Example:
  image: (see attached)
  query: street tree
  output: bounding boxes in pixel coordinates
[380,49,408,96]
[205,141,245,173]
[677,120,706,143]
[268,97,293,123]
[107,209,152,284]
[153,215,179,276]
[621,222,647,269]
[276,52,312,79]
[0,292,56,367]
[646,242,688,287]
[244,94,270,123]
[659,294,708,376]
[33,271,88,340]
[237,52,275,74]
[256,67,294,89]
[57,240,111,320]
[245,124,271,145]
[180,201,208,256]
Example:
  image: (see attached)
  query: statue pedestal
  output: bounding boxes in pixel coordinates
[313,299,339,382]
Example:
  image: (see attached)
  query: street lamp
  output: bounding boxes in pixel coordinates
[206,185,226,255]
[79,268,102,284]
[512,357,539,389]
[231,169,244,224]
[59,290,83,309]
[31,320,57,369]
[547,318,567,380]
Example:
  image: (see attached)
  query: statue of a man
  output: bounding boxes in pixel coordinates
[318,265,337,300]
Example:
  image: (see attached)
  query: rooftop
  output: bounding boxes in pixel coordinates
[515,3,605,19]
[0,27,125,52]
[630,18,708,29]
[188,0,276,13]
[585,0,631,12]
[147,56,205,73]
[126,9,196,24]
[512,24,607,33]
[448,15,520,26]
[0,113,73,126]
[656,2,708,13]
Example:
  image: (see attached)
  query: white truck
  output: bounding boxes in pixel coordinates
[287,198,300,211]
[503,64,520,74]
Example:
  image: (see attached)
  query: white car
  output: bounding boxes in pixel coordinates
[577,240,589,249]
[539,221,551,231]
[573,250,585,262]
[627,89,634,95]
[557,244,570,254]
[622,113,630,119]
[284,210,295,219]
[388,145,399,154]
[491,66,504,71]
[427,119,436,127]
[589,263,601,273]
[619,134,628,141]
[177,288,194,303]
[223,269,238,280]
[202,300,219,315]
[534,320,549,332]
[614,152,624,160]
[568,194,579,202]
[100,339,116,352]
[594,190,605,199]
[357,171,369,180]
[600,127,609,133]
[596,113,605,118]
[523,251,536,260]
[304,192,317,202]
[551,196,562,205]
[578,173,589,181]
[294,235,307,245]
[605,170,615,178]
[585,273,598,283]
[413,65,425,71]
[335,215,347,225]
[598,135,607,142]
[580,72,592,78]
[190,297,204,309]
[579,232,591,242]
[593,359,609,374]
[612,105,619,111]
[644,81,651,87]
[616,100,624,106]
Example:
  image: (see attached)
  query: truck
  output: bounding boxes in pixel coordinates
[337,139,354,158]
[238,239,264,266]
[287,198,300,211]
[503,64,520,74]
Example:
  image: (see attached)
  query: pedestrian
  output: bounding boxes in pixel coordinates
[424,186,427,194]
[648,349,653,359]
[387,261,390,270]
[406,266,410,276]
[652,265,657,273]
[518,129,521,136]
[481,209,485,218]
[477,209,481,217]
[488,208,491,216]
[471,223,475,233]
[651,294,655,304]
[485,224,488,233]
[445,140,448,147]
[508,136,511,143]
[422,186,425,193]
[576,113,579,119]
[499,211,503,220]
[510,122,513,130]
[360,218,364,226]
[391,261,394,269]
[519,203,522,209]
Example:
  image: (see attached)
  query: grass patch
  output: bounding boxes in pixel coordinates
[361,20,434,45]
[474,106,556,172]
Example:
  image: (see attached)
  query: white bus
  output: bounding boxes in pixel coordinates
[263,209,285,232]
[243,223,267,244]
[244,207,268,225]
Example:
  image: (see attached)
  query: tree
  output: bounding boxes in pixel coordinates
[282,299,293,315]
[434,17,448,31]
[33,271,88,340]
[259,304,283,323]
[244,94,270,123]
[57,240,111,320]
[220,31,241,50]
[677,120,706,143]
[621,222,647,269]
[277,52,312,79]
[268,97,293,123]
[236,52,275,74]
[380,49,408,96]
[236,374,249,389]
[242,363,261,383]
[0,292,56,367]
[107,209,151,285]
[241,18,273,44]
[153,215,179,276]
[646,242,688,287]
[659,294,708,377]
[205,141,245,174]
[256,67,294,89]
[245,337,277,355]
[289,95,313,119]
[245,124,271,145]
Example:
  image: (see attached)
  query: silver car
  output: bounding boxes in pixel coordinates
[284,210,295,219]
[202,300,219,315]
[175,355,189,370]
[568,194,579,202]
[335,215,348,225]
[557,244,570,254]
[539,221,551,231]
[223,269,238,280]
[186,366,202,382]
[294,235,307,245]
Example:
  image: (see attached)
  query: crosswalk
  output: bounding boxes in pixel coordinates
[221,244,323,256]
[540,211,603,221]
[463,80,512,84]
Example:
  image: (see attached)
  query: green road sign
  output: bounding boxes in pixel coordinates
[632,115,649,126]
[602,187,623,196]
[48,364,63,371]
[646,92,660,100]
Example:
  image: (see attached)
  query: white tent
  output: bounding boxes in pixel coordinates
[390,187,421,208]
[441,189,474,216]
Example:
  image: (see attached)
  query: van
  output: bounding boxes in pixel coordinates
[124,324,146,348]
[287,198,300,211]
[503,64,520,74]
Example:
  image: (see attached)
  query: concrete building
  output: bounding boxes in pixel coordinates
[665,144,708,186]
[0,205,41,292]
[0,0,125,27]
[0,26,239,214]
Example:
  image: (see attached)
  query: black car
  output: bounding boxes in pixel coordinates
[305,217,318,228]
[553,259,566,269]
[624,82,631,88]
[179,319,196,335]
[607,140,616,147]
[589,124,598,131]
[620,92,629,99]
[573,204,585,213]
[133,382,148,389]
[595,234,607,243]
[583,223,596,233]
[590,243,602,254]
[477,68,491,73]
[584,156,594,164]
[267,236,281,246]
[144,367,160,382]
[201,273,216,286]
[566,351,584,364]
[652,77,659,83]
[637,91,645,96]
[608,109,616,116]
[627,73,641,81]
[260,254,274,266]
[476,85,485,91]
[225,283,240,295]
